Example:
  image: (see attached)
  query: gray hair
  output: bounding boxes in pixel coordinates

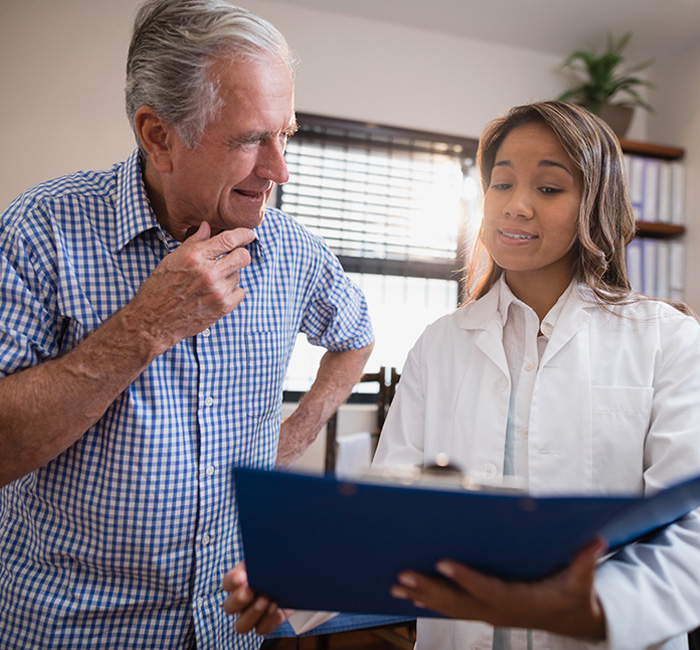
[125,0,296,150]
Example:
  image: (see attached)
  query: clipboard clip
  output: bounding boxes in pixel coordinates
[368,453,527,494]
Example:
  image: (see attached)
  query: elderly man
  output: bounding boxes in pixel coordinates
[0,1,373,648]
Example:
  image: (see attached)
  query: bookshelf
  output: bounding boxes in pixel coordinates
[620,138,687,300]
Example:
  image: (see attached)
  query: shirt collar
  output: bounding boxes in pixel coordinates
[113,149,165,253]
[496,275,575,340]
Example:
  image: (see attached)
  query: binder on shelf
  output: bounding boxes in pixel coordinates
[625,237,643,294]
[642,238,658,298]
[642,158,660,223]
[655,241,671,300]
[627,154,646,221]
[657,161,673,224]
[233,467,700,619]
[670,161,686,225]
[669,241,686,298]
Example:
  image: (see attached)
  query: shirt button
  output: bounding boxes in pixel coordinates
[482,463,497,479]
[202,533,211,545]
[523,428,529,439]
[524,361,535,371]
[204,396,214,407]
[205,465,215,477]
[202,328,211,338]
[541,322,553,336]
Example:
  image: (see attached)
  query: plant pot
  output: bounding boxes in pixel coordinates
[599,103,634,137]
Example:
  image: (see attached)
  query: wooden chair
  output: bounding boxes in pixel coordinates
[324,367,399,475]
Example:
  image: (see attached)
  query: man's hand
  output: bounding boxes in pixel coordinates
[0,221,255,487]
[390,538,607,639]
[222,563,288,636]
[127,221,255,352]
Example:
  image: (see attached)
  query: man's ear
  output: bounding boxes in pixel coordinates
[133,106,175,173]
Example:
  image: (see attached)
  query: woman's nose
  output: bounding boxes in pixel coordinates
[503,189,533,219]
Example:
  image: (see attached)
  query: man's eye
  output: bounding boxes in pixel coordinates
[540,186,562,195]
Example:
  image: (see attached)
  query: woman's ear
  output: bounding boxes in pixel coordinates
[133,106,175,173]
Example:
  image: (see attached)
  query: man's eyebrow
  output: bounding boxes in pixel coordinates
[226,123,298,146]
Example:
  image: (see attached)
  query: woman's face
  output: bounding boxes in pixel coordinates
[482,123,583,292]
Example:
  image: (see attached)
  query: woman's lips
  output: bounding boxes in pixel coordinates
[498,228,537,241]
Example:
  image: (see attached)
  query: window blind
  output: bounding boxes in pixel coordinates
[278,114,478,280]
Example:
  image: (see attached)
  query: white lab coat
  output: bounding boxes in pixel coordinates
[374,279,700,650]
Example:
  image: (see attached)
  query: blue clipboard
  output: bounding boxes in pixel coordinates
[233,468,700,619]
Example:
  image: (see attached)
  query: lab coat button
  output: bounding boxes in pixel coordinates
[495,378,507,392]
[482,463,497,479]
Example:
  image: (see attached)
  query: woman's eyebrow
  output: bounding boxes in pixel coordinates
[494,158,573,177]
[539,159,574,176]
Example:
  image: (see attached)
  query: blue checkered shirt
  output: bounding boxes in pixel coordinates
[0,150,373,649]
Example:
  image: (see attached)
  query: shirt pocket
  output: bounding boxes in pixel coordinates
[244,329,295,420]
[591,386,653,492]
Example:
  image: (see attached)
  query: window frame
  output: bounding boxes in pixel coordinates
[278,113,480,400]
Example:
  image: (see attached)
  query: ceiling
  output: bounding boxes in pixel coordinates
[266,0,700,64]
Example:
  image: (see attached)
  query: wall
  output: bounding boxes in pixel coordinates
[0,0,649,209]
[648,42,700,312]
[0,0,140,208]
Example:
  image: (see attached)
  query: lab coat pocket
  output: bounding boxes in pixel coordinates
[591,386,653,491]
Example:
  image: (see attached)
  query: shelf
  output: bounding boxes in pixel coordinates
[619,138,685,160]
[635,221,686,238]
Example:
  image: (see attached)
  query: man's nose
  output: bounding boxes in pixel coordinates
[255,137,290,185]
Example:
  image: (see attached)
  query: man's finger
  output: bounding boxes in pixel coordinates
[234,595,270,634]
[205,227,256,259]
[184,220,211,242]
[222,564,248,593]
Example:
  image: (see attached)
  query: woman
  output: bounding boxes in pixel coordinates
[375,101,700,649]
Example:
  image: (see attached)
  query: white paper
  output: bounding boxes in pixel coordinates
[287,610,339,635]
[335,431,373,479]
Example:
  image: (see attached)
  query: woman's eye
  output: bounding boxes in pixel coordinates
[491,182,511,191]
[540,186,562,195]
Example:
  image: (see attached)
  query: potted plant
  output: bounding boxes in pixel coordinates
[557,33,654,137]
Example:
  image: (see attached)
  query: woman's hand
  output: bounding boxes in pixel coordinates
[222,563,288,636]
[390,538,608,639]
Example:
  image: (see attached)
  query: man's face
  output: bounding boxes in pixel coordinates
[161,55,296,236]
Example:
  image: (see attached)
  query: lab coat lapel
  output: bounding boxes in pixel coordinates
[459,284,509,378]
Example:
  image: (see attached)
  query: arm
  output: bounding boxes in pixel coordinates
[590,311,700,649]
[276,343,373,466]
[0,223,254,487]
